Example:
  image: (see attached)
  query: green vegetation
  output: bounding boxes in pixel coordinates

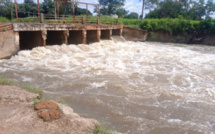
[145,0,215,20]
[93,123,112,134]
[140,18,215,35]
[0,76,13,85]
[20,84,43,97]
[0,17,10,22]
[140,18,200,34]
[199,19,215,34]
[0,96,2,101]
[0,75,43,97]
[33,98,45,106]
[57,98,66,104]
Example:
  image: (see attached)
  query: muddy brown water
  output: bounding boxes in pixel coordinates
[0,41,215,134]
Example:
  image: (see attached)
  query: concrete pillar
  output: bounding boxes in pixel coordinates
[63,30,69,45]
[97,29,101,42]
[14,32,20,50]
[41,30,47,46]
[119,28,123,36]
[110,29,112,38]
[82,30,87,44]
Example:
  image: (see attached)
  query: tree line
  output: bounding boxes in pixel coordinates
[0,0,93,19]
[144,0,215,20]
[0,0,215,20]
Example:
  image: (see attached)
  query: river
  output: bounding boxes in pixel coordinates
[0,41,215,134]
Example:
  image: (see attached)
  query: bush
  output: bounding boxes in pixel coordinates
[140,18,200,34]
[0,17,10,22]
[199,18,215,34]
[124,12,139,19]
[93,123,112,134]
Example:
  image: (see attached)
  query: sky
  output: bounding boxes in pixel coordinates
[17,0,145,16]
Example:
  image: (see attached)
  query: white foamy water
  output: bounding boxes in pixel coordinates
[1,41,215,134]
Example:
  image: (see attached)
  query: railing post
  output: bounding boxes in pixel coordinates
[73,2,75,24]
[57,0,60,23]
[86,4,88,23]
[116,19,118,25]
[14,0,19,22]
[97,17,100,25]
[37,0,41,23]
[82,16,84,24]
[41,13,44,23]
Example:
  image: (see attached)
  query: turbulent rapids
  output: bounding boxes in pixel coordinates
[0,41,215,133]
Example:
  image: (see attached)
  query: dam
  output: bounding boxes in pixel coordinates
[14,23,123,48]
[0,22,148,59]
[0,0,147,59]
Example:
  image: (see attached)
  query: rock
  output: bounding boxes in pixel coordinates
[37,109,60,122]
[35,100,58,110]
[35,100,61,121]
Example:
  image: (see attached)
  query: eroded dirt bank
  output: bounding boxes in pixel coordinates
[0,85,98,134]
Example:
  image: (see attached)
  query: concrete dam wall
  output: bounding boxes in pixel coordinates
[0,23,124,58]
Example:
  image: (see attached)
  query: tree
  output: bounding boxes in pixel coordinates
[145,0,183,19]
[95,0,125,15]
[125,12,139,19]
[42,0,55,14]
[0,0,13,19]
[140,0,160,21]
[205,0,215,18]
[116,8,128,18]
[145,0,215,20]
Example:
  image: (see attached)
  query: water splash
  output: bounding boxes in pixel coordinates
[0,41,215,133]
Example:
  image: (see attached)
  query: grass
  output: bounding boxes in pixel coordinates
[0,17,10,22]
[33,98,45,106]
[0,96,2,101]
[93,123,112,134]
[57,98,66,104]
[0,75,43,97]
[0,76,13,85]
[20,84,43,97]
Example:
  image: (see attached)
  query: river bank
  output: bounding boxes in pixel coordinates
[0,84,99,134]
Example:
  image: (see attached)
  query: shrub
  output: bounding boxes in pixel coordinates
[140,18,200,34]
[93,124,112,134]
[199,18,215,34]
[0,17,10,22]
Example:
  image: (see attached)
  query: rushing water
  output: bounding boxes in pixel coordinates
[0,41,215,134]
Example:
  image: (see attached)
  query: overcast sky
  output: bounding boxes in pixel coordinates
[17,0,145,16]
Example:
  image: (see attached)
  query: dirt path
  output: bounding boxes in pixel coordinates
[0,85,98,134]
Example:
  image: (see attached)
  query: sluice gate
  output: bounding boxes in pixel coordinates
[13,23,123,50]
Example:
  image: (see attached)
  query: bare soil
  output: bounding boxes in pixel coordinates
[0,85,98,134]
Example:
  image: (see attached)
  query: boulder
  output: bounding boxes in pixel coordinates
[35,100,61,121]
